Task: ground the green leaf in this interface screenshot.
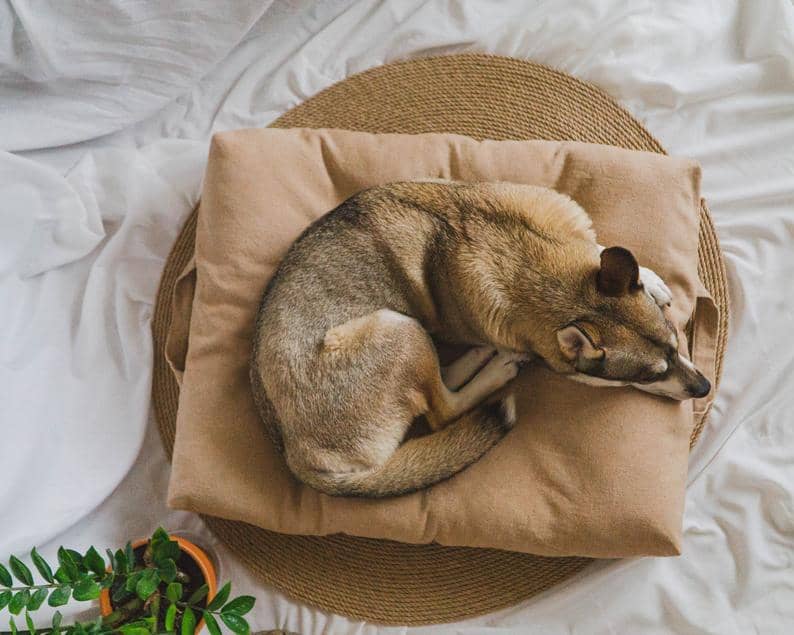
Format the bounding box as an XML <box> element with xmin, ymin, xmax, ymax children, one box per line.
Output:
<box><xmin>118</xmin><ymin>619</ymin><xmax>150</xmax><ymax>630</ymax></box>
<box><xmin>118</xmin><ymin>627</ymin><xmax>149</xmax><ymax>635</ymax></box>
<box><xmin>165</xmin><ymin>582</ymin><xmax>182</xmax><ymax>603</ymax></box>
<box><xmin>52</xmin><ymin>611</ymin><xmax>63</xmax><ymax>635</ymax></box>
<box><xmin>125</xmin><ymin>570</ymin><xmax>144</xmax><ymax>593</ymax></box>
<box><xmin>220</xmin><ymin>596</ymin><xmax>255</xmax><ymax>616</ymax></box>
<box><xmin>124</xmin><ymin>542</ymin><xmax>136</xmax><ymax>570</ymax></box>
<box><xmin>206</xmin><ymin>582</ymin><xmax>230</xmax><ymax>612</ymax></box>
<box><xmin>219</xmin><ymin>613</ymin><xmax>249</xmax><ymax>635</ymax></box>
<box><xmin>180</xmin><ymin>607</ymin><xmax>196</xmax><ymax>635</ymax></box>
<box><xmin>99</xmin><ymin>573</ymin><xmax>115</xmax><ymax>589</ymax></box>
<box><xmin>84</xmin><ymin>548</ymin><xmax>106</xmax><ymax>577</ymax></box>
<box><xmin>151</xmin><ymin>533</ymin><xmax>180</xmax><ymax>567</ymax></box>
<box><xmin>57</xmin><ymin>548</ymin><xmax>79</xmax><ymax>582</ymax></box>
<box><xmin>9</xmin><ymin>556</ymin><xmax>34</xmax><ymax>586</ymax></box>
<box><xmin>202</xmin><ymin>612</ymin><xmax>221</xmax><ymax>635</ymax></box>
<box><xmin>151</xmin><ymin>527</ymin><xmax>170</xmax><ymax>544</ymax></box>
<box><xmin>9</xmin><ymin>616</ymin><xmax>17</xmax><ymax>635</ymax></box>
<box><xmin>151</xmin><ymin>528</ymin><xmax>179</xmax><ymax>552</ymax></box>
<box><xmin>111</xmin><ymin>583</ymin><xmax>132</xmax><ymax>604</ymax></box>
<box><xmin>163</xmin><ymin>541</ymin><xmax>181</xmax><ymax>564</ymax></box>
<box><xmin>185</xmin><ymin>584</ymin><xmax>208</xmax><ymax>606</ymax></box>
<box><xmin>0</xmin><ymin>590</ymin><xmax>11</xmax><ymax>610</ymax></box>
<box><xmin>9</xmin><ymin>589</ymin><xmax>30</xmax><ymax>615</ymax></box>
<box><xmin>72</xmin><ymin>578</ymin><xmax>102</xmax><ymax>601</ymax></box>
<box><xmin>88</xmin><ymin>616</ymin><xmax>106</xmax><ymax>635</ymax></box>
<box><xmin>47</xmin><ymin>585</ymin><xmax>72</xmax><ymax>607</ymax></box>
<box><xmin>150</xmin><ymin>528</ymin><xmax>167</xmax><ymax>551</ymax></box>
<box><xmin>157</xmin><ymin>559</ymin><xmax>177</xmax><ymax>584</ymax></box>
<box><xmin>164</xmin><ymin>604</ymin><xmax>177</xmax><ymax>631</ymax></box>
<box><xmin>135</xmin><ymin>569</ymin><xmax>160</xmax><ymax>601</ymax></box>
<box><xmin>65</xmin><ymin>550</ymin><xmax>85</xmax><ymax>572</ymax></box>
<box><xmin>27</xmin><ymin>587</ymin><xmax>48</xmax><ymax>611</ymax></box>
<box><xmin>30</xmin><ymin>549</ymin><xmax>54</xmax><ymax>584</ymax></box>
<box><xmin>0</xmin><ymin>562</ymin><xmax>12</xmax><ymax>587</ymax></box>
<box><xmin>53</xmin><ymin>567</ymin><xmax>71</xmax><ymax>584</ymax></box>
<box><xmin>25</xmin><ymin>610</ymin><xmax>36</xmax><ymax>635</ymax></box>
<box><xmin>110</xmin><ymin>549</ymin><xmax>127</xmax><ymax>576</ymax></box>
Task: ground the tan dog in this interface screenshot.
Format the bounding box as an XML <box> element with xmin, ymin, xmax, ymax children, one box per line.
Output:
<box><xmin>251</xmin><ymin>182</ymin><xmax>710</xmax><ymax>498</ymax></box>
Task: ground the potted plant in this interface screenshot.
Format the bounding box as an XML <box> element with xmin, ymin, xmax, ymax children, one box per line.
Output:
<box><xmin>0</xmin><ymin>528</ymin><xmax>254</xmax><ymax>635</ymax></box>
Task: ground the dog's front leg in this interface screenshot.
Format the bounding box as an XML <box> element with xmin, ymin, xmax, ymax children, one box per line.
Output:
<box><xmin>596</xmin><ymin>244</ymin><xmax>672</xmax><ymax>307</ymax></box>
<box><xmin>637</xmin><ymin>266</ymin><xmax>672</xmax><ymax>306</ymax></box>
<box><xmin>442</xmin><ymin>346</ymin><xmax>496</xmax><ymax>391</ymax></box>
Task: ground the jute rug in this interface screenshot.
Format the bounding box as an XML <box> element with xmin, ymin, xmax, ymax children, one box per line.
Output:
<box><xmin>151</xmin><ymin>54</ymin><xmax>729</xmax><ymax>625</ymax></box>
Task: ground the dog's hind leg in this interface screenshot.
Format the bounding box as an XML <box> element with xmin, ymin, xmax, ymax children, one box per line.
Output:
<box><xmin>323</xmin><ymin>310</ymin><xmax>518</xmax><ymax>436</ymax></box>
<box><xmin>302</xmin><ymin>311</ymin><xmax>517</xmax><ymax>497</ymax></box>
<box><xmin>320</xmin><ymin>308</ymin><xmax>455</xmax><ymax>458</ymax></box>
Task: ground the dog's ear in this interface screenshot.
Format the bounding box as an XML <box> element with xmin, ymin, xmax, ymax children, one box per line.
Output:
<box><xmin>557</xmin><ymin>323</ymin><xmax>605</xmax><ymax>362</ymax></box>
<box><xmin>597</xmin><ymin>246</ymin><xmax>640</xmax><ymax>296</ymax></box>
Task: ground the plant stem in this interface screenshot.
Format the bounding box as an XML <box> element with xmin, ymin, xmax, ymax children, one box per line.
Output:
<box><xmin>0</xmin><ymin>630</ymin><xmax>130</xmax><ymax>635</ymax></box>
<box><xmin>142</xmin><ymin>544</ymin><xmax>154</xmax><ymax>568</ymax></box>
<box><xmin>103</xmin><ymin>597</ymin><xmax>145</xmax><ymax>628</ymax></box>
<box><xmin>173</xmin><ymin>572</ymin><xmax>190</xmax><ymax>586</ymax></box>
<box><xmin>1</xmin><ymin>582</ymin><xmax>72</xmax><ymax>593</ymax></box>
<box><xmin>148</xmin><ymin>593</ymin><xmax>160</xmax><ymax>633</ymax></box>
<box><xmin>174</xmin><ymin>601</ymin><xmax>223</xmax><ymax>617</ymax></box>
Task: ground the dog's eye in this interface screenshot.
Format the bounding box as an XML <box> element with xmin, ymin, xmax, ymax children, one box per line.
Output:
<box><xmin>652</xmin><ymin>359</ymin><xmax>669</xmax><ymax>375</ymax></box>
<box><xmin>636</xmin><ymin>362</ymin><xmax>667</xmax><ymax>383</ymax></box>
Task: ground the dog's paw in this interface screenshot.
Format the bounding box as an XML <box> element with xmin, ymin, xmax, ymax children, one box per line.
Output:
<box><xmin>497</xmin><ymin>350</ymin><xmax>536</xmax><ymax>366</ymax></box>
<box><xmin>639</xmin><ymin>266</ymin><xmax>672</xmax><ymax>307</ymax></box>
<box><xmin>481</xmin><ymin>351</ymin><xmax>522</xmax><ymax>386</ymax></box>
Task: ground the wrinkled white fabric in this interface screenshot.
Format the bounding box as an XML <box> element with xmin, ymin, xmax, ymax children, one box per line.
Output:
<box><xmin>0</xmin><ymin>1</ymin><xmax>273</xmax><ymax>150</ymax></box>
<box><xmin>1</xmin><ymin>0</ymin><xmax>793</xmax><ymax>633</ymax></box>
<box><xmin>0</xmin><ymin>141</ymin><xmax>204</xmax><ymax>553</ymax></box>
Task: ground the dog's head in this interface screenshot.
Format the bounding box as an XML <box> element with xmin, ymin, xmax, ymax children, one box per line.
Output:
<box><xmin>553</xmin><ymin>247</ymin><xmax>710</xmax><ymax>400</ymax></box>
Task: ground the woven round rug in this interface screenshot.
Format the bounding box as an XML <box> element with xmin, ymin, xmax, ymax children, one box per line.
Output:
<box><xmin>152</xmin><ymin>54</ymin><xmax>729</xmax><ymax>625</ymax></box>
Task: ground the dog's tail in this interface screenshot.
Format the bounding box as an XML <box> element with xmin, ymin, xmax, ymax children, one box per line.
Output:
<box><xmin>297</xmin><ymin>396</ymin><xmax>516</xmax><ymax>498</ymax></box>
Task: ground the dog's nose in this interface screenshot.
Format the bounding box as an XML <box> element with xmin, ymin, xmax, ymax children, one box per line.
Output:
<box><xmin>689</xmin><ymin>375</ymin><xmax>711</xmax><ymax>398</ymax></box>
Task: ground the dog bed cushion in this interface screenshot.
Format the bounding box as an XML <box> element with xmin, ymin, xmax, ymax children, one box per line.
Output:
<box><xmin>165</xmin><ymin>127</ymin><xmax>716</xmax><ymax>558</ymax></box>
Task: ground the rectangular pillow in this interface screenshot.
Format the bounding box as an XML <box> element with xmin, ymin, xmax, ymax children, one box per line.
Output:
<box><xmin>165</xmin><ymin>128</ymin><xmax>715</xmax><ymax>558</ymax></box>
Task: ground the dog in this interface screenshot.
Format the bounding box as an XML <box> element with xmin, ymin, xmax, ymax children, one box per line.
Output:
<box><xmin>250</xmin><ymin>181</ymin><xmax>711</xmax><ymax>498</ymax></box>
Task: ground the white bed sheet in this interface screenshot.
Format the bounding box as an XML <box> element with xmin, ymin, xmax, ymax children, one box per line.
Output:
<box><xmin>2</xmin><ymin>0</ymin><xmax>793</xmax><ymax>633</ymax></box>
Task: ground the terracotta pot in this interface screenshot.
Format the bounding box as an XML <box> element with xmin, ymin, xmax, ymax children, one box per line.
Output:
<box><xmin>99</xmin><ymin>535</ymin><xmax>217</xmax><ymax>633</ymax></box>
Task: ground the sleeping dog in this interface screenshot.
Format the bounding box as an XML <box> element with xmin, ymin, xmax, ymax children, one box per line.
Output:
<box><xmin>250</xmin><ymin>181</ymin><xmax>711</xmax><ymax>498</ymax></box>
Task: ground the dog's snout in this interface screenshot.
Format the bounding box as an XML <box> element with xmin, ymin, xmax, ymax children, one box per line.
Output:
<box><xmin>688</xmin><ymin>375</ymin><xmax>711</xmax><ymax>398</ymax></box>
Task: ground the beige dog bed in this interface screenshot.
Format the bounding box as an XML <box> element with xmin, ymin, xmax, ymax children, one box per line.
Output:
<box><xmin>151</xmin><ymin>55</ymin><xmax>729</xmax><ymax>625</ymax></box>
<box><xmin>167</xmin><ymin>128</ymin><xmax>710</xmax><ymax>555</ymax></box>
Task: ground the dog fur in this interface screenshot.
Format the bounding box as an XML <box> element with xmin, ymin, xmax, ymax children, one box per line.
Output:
<box><xmin>250</xmin><ymin>181</ymin><xmax>711</xmax><ymax>498</ymax></box>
